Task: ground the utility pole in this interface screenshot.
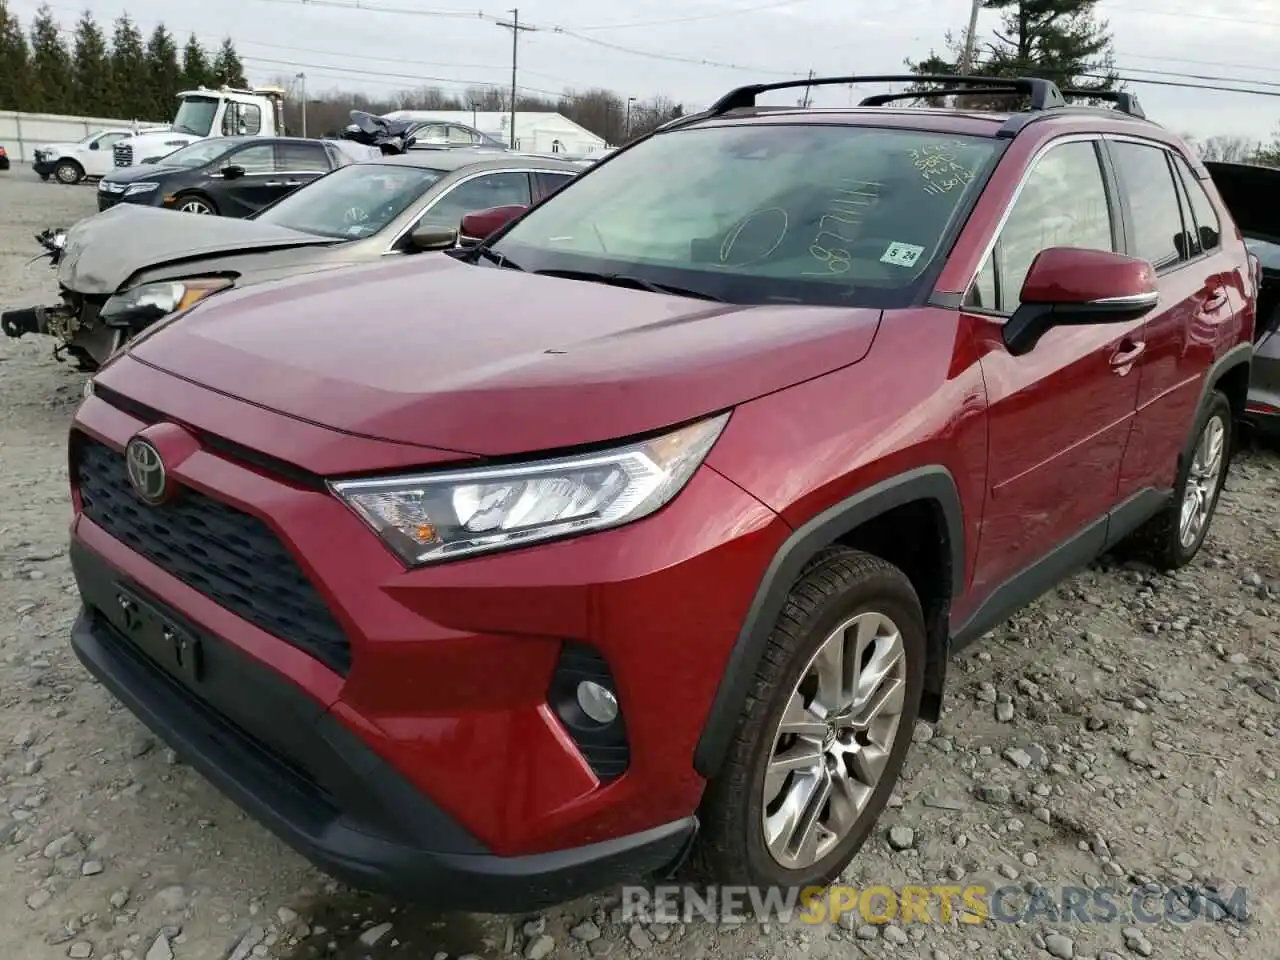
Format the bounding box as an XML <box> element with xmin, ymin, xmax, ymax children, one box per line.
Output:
<box><xmin>495</xmin><ymin>9</ymin><xmax>536</xmax><ymax>149</ymax></box>
<box><xmin>958</xmin><ymin>0</ymin><xmax>982</xmax><ymax>75</ymax></box>
<box><xmin>956</xmin><ymin>0</ymin><xmax>983</xmax><ymax>110</ymax></box>
<box><xmin>625</xmin><ymin>96</ymin><xmax>636</xmax><ymax>138</ymax></box>
<box><xmin>296</xmin><ymin>72</ymin><xmax>307</xmax><ymax>138</ymax></box>
<box><xmin>800</xmin><ymin>68</ymin><xmax>815</xmax><ymax>108</ymax></box>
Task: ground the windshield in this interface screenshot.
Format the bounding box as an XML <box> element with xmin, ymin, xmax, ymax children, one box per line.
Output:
<box><xmin>172</xmin><ymin>96</ymin><xmax>219</xmax><ymax>137</ymax></box>
<box><xmin>155</xmin><ymin>139</ymin><xmax>234</xmax><ymax>169</ymax></box>
<box><xmin>255</xmin><ymin>163</ymin><xmax>446</xmax><ymax>239</ymax></box>
<box><xmin>492</xmin><ymin>124</ymin><xmax>999</xmax><ymax>307</ymax></box>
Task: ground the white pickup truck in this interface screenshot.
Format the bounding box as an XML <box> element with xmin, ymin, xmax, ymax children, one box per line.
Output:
<box><xmin>31</xmin><ymin>126</ymin><xmax>167</xmax><ymax>184</ymax></box>
<box><xmin>110</xmin><ymin>85</ymin><xmax>289</xmax><ymax>168</ymax></box>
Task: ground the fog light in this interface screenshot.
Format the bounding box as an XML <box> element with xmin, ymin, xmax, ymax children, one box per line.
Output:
<box><xmin>576</xmin><ymin>681</ymin><xmax>619</xmax><ymax>724</ymax></box>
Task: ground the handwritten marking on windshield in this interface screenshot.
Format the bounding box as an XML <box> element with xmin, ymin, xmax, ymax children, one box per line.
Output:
<box><xmin>804</xmin><ymin>179</ymin><xmax>880</xmax><ymax>276</ymax></box>
<box><xmin>719</xmin><ymin>207</ymin><xmax>788</xmax><ymax>267</ymax></box>
<box><xmin>910</xmin><ymin>144</ymin><xmax>978</xmax><ymax>196</ymax></box>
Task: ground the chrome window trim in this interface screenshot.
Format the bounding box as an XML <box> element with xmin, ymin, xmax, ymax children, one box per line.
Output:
<box><xmin>381</xmin><ymin>167</ymin><xmax>558</xmax><ymax>255</ymax></box>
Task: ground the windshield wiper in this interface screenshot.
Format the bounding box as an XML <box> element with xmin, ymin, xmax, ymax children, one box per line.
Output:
<box><xmin>533</xmin><ymin>268</ymin><xmax>723</xmax><ymax>302</ymax></box>
<box><xmin>471</xmin><ymin>246</ymin><xmax>523</xmax><ymax>271</ymax></box>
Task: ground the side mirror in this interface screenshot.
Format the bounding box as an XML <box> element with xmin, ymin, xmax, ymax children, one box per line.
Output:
<box><xmin>1002</xmin><ymin>247</ymin><xmax>1159</xmax><ymax>357</ymax></box>
<box><xmin>409</xmin><ymin>226</ymin><xmax>458</xmax><ymax>251</ymax></box>
<box><xmin>459</xmin><ymin>204</ymin><xmax>528</xmax><ymax>246</ymax></box>
<box><xmin>89</xmin><ymin>141</ymin><xmax>100</xmax><ymax>151</ymax></box>
<box><xmin>221</xmin><ymin>164</ymin><xmax>245</xmax><ymax>179</ymax></box>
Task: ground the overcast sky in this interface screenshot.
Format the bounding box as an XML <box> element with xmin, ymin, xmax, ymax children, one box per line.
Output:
<box><xmin>11</xmin><ymin>0</ymin><xmax>1280</xmax><ymax>142</ymax></box>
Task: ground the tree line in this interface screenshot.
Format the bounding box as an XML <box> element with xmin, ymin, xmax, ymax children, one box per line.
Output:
<box><xmin>0</xmin><ymin>2</ymin><xmax>246</xmax><ymax>121</ymax></box>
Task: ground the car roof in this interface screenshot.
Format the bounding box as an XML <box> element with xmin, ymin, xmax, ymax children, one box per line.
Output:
<box><xmin>369</xmin><ymin>150</ymin><xmax>583</xmax><ymax>172</ymax></box>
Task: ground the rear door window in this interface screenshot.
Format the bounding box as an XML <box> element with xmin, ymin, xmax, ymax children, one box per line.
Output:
<box><xmin>1109</xmin><ymin>141</ymin><xmax>1187</xmax><ymax>271</ymax></box>
<box><xmin>278</xmin><ymin>141</ymin><xmax>332</xmax><ymax>172</ymax></box>
<box><xmin>1170</xmin><ymin>155</ymin><xmax>1222</xmax><ymax>255</ymax></box>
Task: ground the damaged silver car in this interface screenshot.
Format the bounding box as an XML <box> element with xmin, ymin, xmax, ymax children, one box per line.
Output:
<box><xmin>2</xmin><ymin>146</ymin><xmax>578</xmax><ymax>370</ymax></box>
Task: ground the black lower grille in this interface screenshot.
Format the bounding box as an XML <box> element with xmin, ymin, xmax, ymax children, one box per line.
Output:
<box><xmin>74</xmin><ymin>437</ymin><xmax>351</xmax><ymax>674</ymax></box>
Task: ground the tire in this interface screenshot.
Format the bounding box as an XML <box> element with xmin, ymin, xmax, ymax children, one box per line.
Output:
<box><xmin>175</xmin><ymin>194</ymin><xmax>217</xmax><ymax>215</ymax></box>
<box><xmin>689</xmin><ymin>548</ymin><xmax>926</xmax><ymax>889</ymax></box>
<box><xmin>54</xmin><ymin>159</ymin><xmax>83</xmax><ymax>184</ymax></box>
<box><xmin>1121</xmin><ymin>390</ymin><xmax>1232</xmax><ymax>571</ymax></box>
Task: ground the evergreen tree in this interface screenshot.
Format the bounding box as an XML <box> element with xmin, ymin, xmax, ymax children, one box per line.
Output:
<box><xmin>180</xmin><ymin>33</ymin><xmax>210</xmax><ymax>89</ymax></box>
<box><xmin>210</xmin><ymin>37</ymin><xmax>245</xmax><ymax>87</ymax></box>
<box><xmin>109</xmin><ymin>13</ymin><xmax>149</xmax><ymax>119</ymax></box>
<box><xmin>28</xmin><ymin>4</ymin><xmax>72</xmax><ymax>113</ymax></box>
<box><xmin>145</xmin><ymin>24</ymin><xmax>181</xmax><ymax>120</ymax></box>
<box><xmin>0</xmin><ymin>0</ymin><xmax>31</xmax><ymax>110</ymax></box>
<box><xmin>907</xmin><ymin>0</ymin><xmax>1117</xmax><ymax>108</ymax></box>
<box><xmin>71</xmin><ymin>10</ymin><xmax>113</xmax><ymax>116</ymax></box>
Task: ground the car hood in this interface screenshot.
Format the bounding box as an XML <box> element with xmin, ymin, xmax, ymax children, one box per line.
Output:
<box><xmin>101</xmin><ymin>164</ymin><xmax>188</xmax><ymax>184</ymax></box>
<box><xmin>37</xmin><ymin>142</ymin><xmax>80</xmax><ymax>154</ymax></box>
<box><xmin>128</xmin><ymin>254</ymin><xmax>884</xmax><ymax>456</ymax></box>
<box><xmin>57</xmin><ymin>204</ymin><xmax>337</xmax><ymax>295</ymax></box>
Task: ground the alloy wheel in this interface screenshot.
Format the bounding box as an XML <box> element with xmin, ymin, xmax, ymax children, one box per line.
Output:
<box><xmin>1179</xmin><ymin>413</ymin><xmax>1226</xmax><ymax>549</ymax></box>
<box><xmin>761</xmin><ymin>610</ymin><xmax>907</xmax><ymax>870</ymax></box>
<box><xmin>180</xmin><ymin>199</ymin><xmax>212</xmax><ymax>214</ymax></box>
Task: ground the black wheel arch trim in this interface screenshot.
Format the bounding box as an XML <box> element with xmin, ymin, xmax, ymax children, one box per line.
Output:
<box><xmin>692</xmin><ymin>465</ymin><xmax>965</xmax><ymax>779</ymax></box>
<box><xmin>1198</xmin><ymin>341</ymin><xmax>1252</xmax><ymax>415</ymax></box>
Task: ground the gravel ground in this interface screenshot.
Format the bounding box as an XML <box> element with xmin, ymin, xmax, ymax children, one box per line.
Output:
<box><xmin>1</xmin><ymin>168</ymin><xmax>1278</xmax><ymax>960</ymax></box>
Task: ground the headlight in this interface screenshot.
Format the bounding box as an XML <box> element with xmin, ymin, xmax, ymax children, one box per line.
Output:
<box><xmin>124</xmin><ymin>181</ymin><xmax>158</xmax><ymax>196</ymax></box>
<box><xmin>330</xmin><ymin>413</ymin><xmax>730</xmax><ymax>566</ymax></box>
<box><xmin>99</xmin><ymin>278</ymin><xmax>233</xmax><ymax>323</ymax></box>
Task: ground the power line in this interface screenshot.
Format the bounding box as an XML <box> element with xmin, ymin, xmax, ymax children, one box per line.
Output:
<box><xmin>573</xmin><ymin>0</ymin><xmax>816</xmax><ymax>32</ymax></box>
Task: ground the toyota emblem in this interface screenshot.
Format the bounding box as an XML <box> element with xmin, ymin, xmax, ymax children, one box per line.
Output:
<box><xmin>125</xmin><ymin>437</ymin><xmax>167</xmax><ymax>504</ymax></box>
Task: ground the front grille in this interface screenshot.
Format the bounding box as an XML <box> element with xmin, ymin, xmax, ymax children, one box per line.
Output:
<box><xmin>113</xmin><ymin>143</ymin><xmax>133</xmax><ymax>167</ymax></box>
<box><xmin>73</xmin><ymin>437</ymin><xmax>351</xmax><ymax>674</ymax></box>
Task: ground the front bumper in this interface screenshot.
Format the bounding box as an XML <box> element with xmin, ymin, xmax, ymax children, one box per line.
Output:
<box><xmin>31</xmin><ymin>158</ymin><xmax>53</xmax><ymax>176</ymax></box>
<box><xmin>70</xmin><ymin>540</ymin><xmax>694</xmax><ymax>910</ymax></box>
<box><xmin>68</xmin><ymin>356</ymin><xmax>787</xmax><ymax>902</ymax></box>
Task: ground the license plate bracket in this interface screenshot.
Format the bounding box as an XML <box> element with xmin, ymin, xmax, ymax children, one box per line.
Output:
<box><xmin>112</xmin><ymin>585</ymin><xmax>204</xmax><ymax>685</ymax></box>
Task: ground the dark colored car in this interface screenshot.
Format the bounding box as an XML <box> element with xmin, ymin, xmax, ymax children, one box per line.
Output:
<box><xmin>95</xmin><ymin>136</ymin><xmax>353</xmax><ymax>217</ymax></box>
<box><xmin>4</xmin><ymin>151</ymin><xmax>580</xmax><ymax>369</ymax></box>
<box><xmin>1205</xmin><ymin>160</ymin><xmax>1280</xmax><ymax>435</ymax></box>
<box><xmin>65</xmin><ymin>74</ymin><xmax>1254</xmax><ymax>911</ymax></box>
<box><xmin>0</xmin><ymin>145</ymin><xmax>9</xmax><ymax>171</ymax></box>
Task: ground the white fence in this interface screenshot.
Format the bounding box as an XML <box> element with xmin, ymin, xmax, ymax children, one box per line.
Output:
<box><xmin>0</xmin><ymin>110</ymin><xmax>162</xmax><ymax>163</ymax></box>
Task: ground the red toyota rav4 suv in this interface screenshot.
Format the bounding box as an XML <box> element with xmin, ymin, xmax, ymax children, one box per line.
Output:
<box><xmin>67</xmin><ymin>75</ymin><xmax>1255</xmax><ymax>910</ymax></box>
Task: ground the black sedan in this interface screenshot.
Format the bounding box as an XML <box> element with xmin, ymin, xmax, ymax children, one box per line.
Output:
<box><xmin>95</xmin><ymin>136</ymin><xmax>365</xmax><ymax>218</ymax></box>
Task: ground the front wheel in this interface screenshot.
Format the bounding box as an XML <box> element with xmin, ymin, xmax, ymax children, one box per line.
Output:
<box><xmin>690</xmin><ymin>548</ymin><xmax>925</xmax><ymax>889</ymax></box>
<box><xmin>54</xmin><ymin>159</ymin><xmax>83</xmax><ymax>184</ymax></box>
<box><xmin>176</xmin><ymin>195</ymin><xmax>216</xmax><ymax>215</ymax></box>
<box><xmin>1122</xmin><ymin>390</ymin><xmax>1232</xmax><ymax>570</ymax></box>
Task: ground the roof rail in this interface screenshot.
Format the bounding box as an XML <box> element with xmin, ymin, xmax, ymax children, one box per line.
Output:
<box><xmin>707</xmin><ymin>74</ymin><xmax>1068</xmax><ymax>114</ymax></box>
<box><xmin>1061</xmin><ymin>88</ymin><xmax>1145</xmax><ymax>119</ymax></box>
<box><xmin>859</xmin><ymin>87</ymin><xmax>1026</xmax><ymax>107</ymax></box>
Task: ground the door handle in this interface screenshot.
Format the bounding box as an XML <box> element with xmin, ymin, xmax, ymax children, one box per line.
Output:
<box><xmin>1203</xmin><ymin>287</ymin><xmax>1229</xmax><ymax>311</ymax></box>
<box><xmin>263</xmin><ymin>180</ymin><xmax>283</xmax><ymax>187</ymax></box>
<box><xmin>1110</xmin><ymin>339</ymin><xmax>1145</xmax><ymax>371</ymax></box>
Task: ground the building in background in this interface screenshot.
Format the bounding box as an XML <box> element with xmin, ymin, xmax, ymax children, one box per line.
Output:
<box><xmin>382</xmin><ymin>110</ymin><xmax>608</xmax><ymax>157</ymax></box>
